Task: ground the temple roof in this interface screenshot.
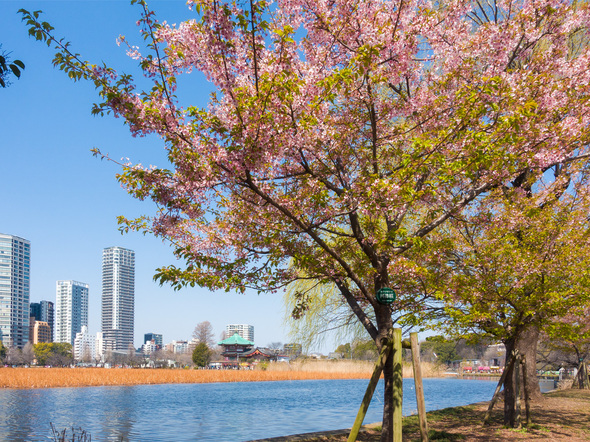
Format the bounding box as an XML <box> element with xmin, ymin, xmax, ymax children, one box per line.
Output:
<box><xmin>218</xmin><ymin>333</ymin><xmax>254</xmax><ymax>346</ymax></box>
<box><xmin>242</xmin><ymin>348</ymin><xmax>275</xmax><ymax>358</ymax></box>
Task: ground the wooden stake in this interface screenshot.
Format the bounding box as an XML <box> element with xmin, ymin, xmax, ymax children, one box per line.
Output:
<box><xmin>573</xmin><ymin>361</ymin><xmax>584</xmax><ymax>389</ymax></box>
<box><xmin>393</xmin><ymin>328</ymin><xmax>403</xmax><ymax>442</ymax></box>
<box><xmin>483</xmin><ymin>351</ymin><xmax>517</xmax><ymax>426</ymax></box>
<box><xmin>580</xmin><ymin>362</ymin><xmax>590</xmax><ymax>389</ymax></box>
<box><xmin>347</xmin><ymin>331</ymin><xmax>392</xmax><ymax>442</ymax></box>
<box><xmin>521</xmin><ymin>356</ymin><xmax>530</xmax><ymax>427</ymax></box>
<box><xmin>410</xmin><ymin>332</ymin><xmax>429</xmax><ymax>442</ymax></box>
<box><xmin>515</xmin><ymin>354</ymin><xmax>521</xmax><ymax>429</ymax></box>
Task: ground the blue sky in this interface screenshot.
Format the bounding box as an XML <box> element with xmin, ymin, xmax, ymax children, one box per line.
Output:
<box><xmin>0</xmin><ymin>1</ymin><xmax>335</xmax><ymax>351</ymax></box>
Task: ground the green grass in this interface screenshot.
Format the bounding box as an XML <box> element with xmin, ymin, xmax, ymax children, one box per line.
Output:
<box><xmin>427</xmin><ymin>429</ymin><xmax>466</xmax><ymax>441</ymax></box>
<box><xmin>402</xmin><ymin>407</ymin><xmax>476</xmax><ymax>441</ymax></box>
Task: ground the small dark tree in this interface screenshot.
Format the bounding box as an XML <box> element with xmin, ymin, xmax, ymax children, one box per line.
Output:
<box><xmin>353</xmin><ymin>340</ymin><xmax>378</xmax><ymax>361</ymax></box>
<box><xmin>22</xmin><ymin>342</ymin><xmax>35</xmax><ymax>365</ymax></box>
<box><xmin>35</xmin><ymin>343</ymin><xmax>73</xmax><ymax>366</ymax></box>
<box><xmin>334</xmin><ymin>343</ymin><xmax>352</xmax><ymax>359</ymax></box>
<box><xmin>126</xmin><ymin>343</ymin><xmax>139</xmax><ymax>366</ymax></box>
<box><xmin>268</xmin><ymin>342</ymin><xmax>283</xmax><ymax>350</ymax></box>
<box><xmin>192</xmin><ymin>342</ymin><xmax>212</xmax><ymax>367</ymax></box>
<box><xmin>192</xmin><ymin>321</ymin><xmax>215</xmax><ymax>347</ymax></box>
<box><xmin>420</xmin><ymin>336</ymin><xmax>459</xmax><ymax>365</ymax></box>
<box><xmin>47</xmin><ymin>343</ymin><xmax>74</xmax><ymax>367</ymax></box>
<box><xmin>6</xmin><ymin>347</ymin><xmax>22</xmax><ymax>365</ymax></box>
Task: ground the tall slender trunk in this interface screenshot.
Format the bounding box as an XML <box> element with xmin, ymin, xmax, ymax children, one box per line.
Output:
<box><xmin>503</xmin><ymin>324</ymin><xmax>541</xmax><ymax>426</ymax></box>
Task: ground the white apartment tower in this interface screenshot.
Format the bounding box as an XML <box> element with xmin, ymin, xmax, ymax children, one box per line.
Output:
<box><xmin>226</xmin><ymin>324</ymin><xmax>254</xmax><ymax>343</ymax></box>
<box><xmin>101</xmin><ymin>247</ymin><xmax>135</xmax><ymax>352</ymax></box>
<box><xmin>55</xmin><ymin>280</ymin><xmax>89</xmax><ymax>345</ymax></box>
<box><xmin>0</xmin><ymin>233</ymin><xmax>31</xmax><ymax>348</ymax></box>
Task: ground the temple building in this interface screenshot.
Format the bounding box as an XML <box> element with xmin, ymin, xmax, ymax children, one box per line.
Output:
<box><xmin>218</xmin><ymin>333</ymin><xmax>254</xmax><ymax>360</ymax></box>
<box><xmin>218</xmin><ymin>333</ymin><xmax>280</xmax><ymax>363</ymax></box>
<box><xmin>241</xmin><ymin>347</ymin><xmax>278</xmax><ymax>361</ymax></box>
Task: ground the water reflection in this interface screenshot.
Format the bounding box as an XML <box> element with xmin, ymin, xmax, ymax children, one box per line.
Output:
<box><xmin>0</xmin><ymin>378</ymin><xmax>502</xmax><ymax>441</ymax></box>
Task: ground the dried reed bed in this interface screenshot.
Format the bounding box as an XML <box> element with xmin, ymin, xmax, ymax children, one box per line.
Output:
<box><xmin>0</xmin><ymin>361</ymin><xmax>445</xmax><ymax>389</ymax></box>
<box><xmin>266</xmin><ymin>359</ymin><xmax>444</xmax><ymax>378</ymax></box>
<box><xmin>266</xmin><ymin>359</ymin><xmax>375</xmax><ymax>374</ymax></box>
<box><xmin>0</xmin><ymin>367</ymin><xmax>371</xmax><ymax>389</ymax></box>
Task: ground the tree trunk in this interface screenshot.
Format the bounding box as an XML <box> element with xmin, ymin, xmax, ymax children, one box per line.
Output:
<box><xmin>503</xmin><ymin>324</ymin><xmax>542</xmax><ymax>426</ymax></box>
<box><xmin>375</xmin><ymin>304</ymin><xmax>394</xmax><ymax>442</ymax></box>
<box><xmin>381</xmin><ymin>350</ymin><xmax>394</xmax><ymax>441</ymax></box>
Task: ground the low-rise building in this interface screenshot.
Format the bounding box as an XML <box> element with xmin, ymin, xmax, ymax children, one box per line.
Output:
<box><xmin>142</xmin><ymin>340</ymin><xmax>158</xmax><ymax>355</ymax></box>
<box><xmin>29</xmin><ymin>318</ymin><xmax>51</xmax><ymax>344</ymax></box>
<box><xmin>73</xmin><ymin>326</ymin><xmax>102</xmax><ymax>362</ymax></box>
<box><xmin>144</xmin><ymin>333</ymin><xmax>162</xmax><ymax>349</ymax></box>
<box><xmin>166</xmin><ymin>340</ymin><xmax>191</xmax><ymax>354</ymax></box>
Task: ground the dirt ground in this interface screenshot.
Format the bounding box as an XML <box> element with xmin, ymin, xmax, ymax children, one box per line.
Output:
<box><xmin>300</xmin><ymin>389</ymin><xmax>590</xmax><ymax>441</ymax></box>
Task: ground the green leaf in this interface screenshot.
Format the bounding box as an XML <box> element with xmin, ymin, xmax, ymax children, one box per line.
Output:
<box><xmin>9</xmin><ymin>64</ymin><xmax>22</xmax><ymax>78</ymax></box>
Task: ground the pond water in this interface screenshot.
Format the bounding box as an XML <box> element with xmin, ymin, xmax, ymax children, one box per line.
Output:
<box><xmin>0</xmin><ymin>377</ymin><xmax>555</xmax><ymax>441</ymax></box>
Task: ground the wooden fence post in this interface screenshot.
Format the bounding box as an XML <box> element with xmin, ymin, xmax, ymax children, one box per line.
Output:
<box><xmin>347</xmin><ymin>330</ymin><xmax>393</xmax><ymax>442</ymax></box>
<box><xmin>483</xmin><ymin>351</ymin><xmax>517</xmax><ymax>426</ymax></box>
<box><xmin>393</xmin><ymin>328</ymin><xmax>403</xmax><ymax>442</ymax></box>
<box><xmin>521</xmin><ymin>356</ymin><xmax>530</xmax><ymax>427</ymax></box>
<box><xmin>514</xmin><ymin>354</ymin><xmax>521</xmax><ymax>429</ymax></box>
<box><xmin>410</xmin><ymin>332</ymin><xmax>428</xmax><ymax>442</ymax></box>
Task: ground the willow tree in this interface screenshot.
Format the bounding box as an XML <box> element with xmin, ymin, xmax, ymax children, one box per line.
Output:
<box><xmin>23</xmin><ymin>0</ymin><xmax>590</xmax><ymax>437</ymax></box>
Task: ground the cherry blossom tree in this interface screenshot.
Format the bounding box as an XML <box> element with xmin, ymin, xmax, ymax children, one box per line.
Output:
<box><xmin>22</xmin><ymin>0</ymin><xmax>590</xmax><ymax>436</ymax></box>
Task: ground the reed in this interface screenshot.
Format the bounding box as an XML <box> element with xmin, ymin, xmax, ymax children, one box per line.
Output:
<box><xmin>0</xmin><ymin>361</ymin><xmax>445</xmax><ymax>389</ymax></box>
<box><xmin>0</xmin><ymin>367</ymin><xmax>370</xmax><ymax>389</ymax></box>
<box><xmin>266</xmin><ymin>359</ymin><xmax>445</xmax><ymax>378</ymax></box>
<box><xmin>265</xmin><ymin>359</ymin><xmax>374</xmax><ymax>374</ymax></box>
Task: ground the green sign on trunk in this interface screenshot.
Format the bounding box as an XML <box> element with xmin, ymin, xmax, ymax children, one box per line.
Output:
<box><xmin>376</xmin><ymin>287</ymin><xmax>396</xmax><ymax>305</ymax></box>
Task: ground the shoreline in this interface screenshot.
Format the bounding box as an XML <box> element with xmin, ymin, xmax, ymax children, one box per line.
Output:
<box><xmin>249</xmin><ymin>389</ymin><xmax>590</xmax><ymax>441</ymax></box>
<box><xmin>4</xmin><ymin>368</ymin><xmax>587</xmax><ymax>440</ymax></box>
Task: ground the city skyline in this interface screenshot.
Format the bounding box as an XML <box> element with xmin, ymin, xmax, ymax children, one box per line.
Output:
<box><xmin>1</xmin><ymin>233</ymin><xmax>297</xmax><ymax>350</ymax></box>
<box><xmin>4</xmin><ymin>227</ymin><xmax>298</xmax><ymax>349</ymax></box>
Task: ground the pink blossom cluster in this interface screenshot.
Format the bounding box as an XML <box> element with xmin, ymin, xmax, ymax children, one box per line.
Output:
<box><xmin>86</xmin><ymin>0</ymin><xmax>590</xmax><ymax>311</ymax></box>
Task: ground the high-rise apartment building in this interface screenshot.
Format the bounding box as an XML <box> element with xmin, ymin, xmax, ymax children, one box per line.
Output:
<box><xmin>30</xmin><ymin>300</ymin><xmax>54</xmax><ymax>341</ymax></box>
<box><xmin>55</xmin><ymin>280</ymin><xmax>89</xmax><ymax>346</ymax></box>
<box><xmin>101</xmin><ymin>247</ymin><xmax>135</xmax><ymax>352</ymax></box>
<box><xmin>0</xmin><ymin>233</ymin><xmax>31</xmax><ymax>348</ymax></box>
<box><xmin>226</xmin><ymin>324</ymin><xmax>254</xmax><ymax>343</ymax></box>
